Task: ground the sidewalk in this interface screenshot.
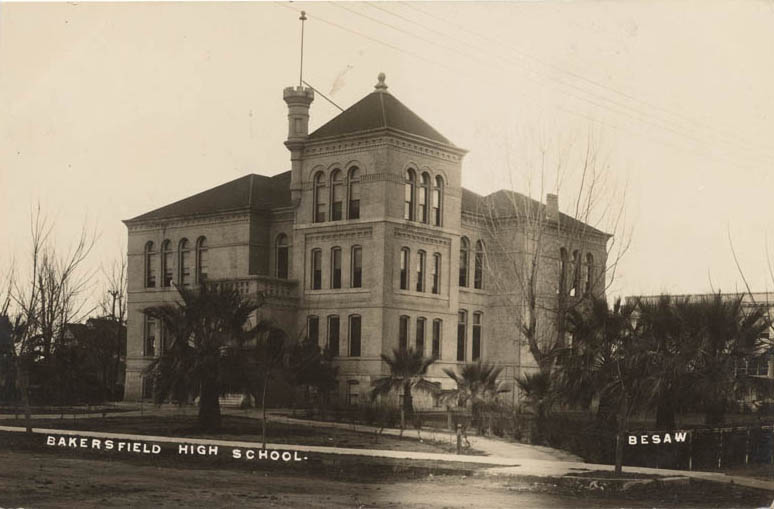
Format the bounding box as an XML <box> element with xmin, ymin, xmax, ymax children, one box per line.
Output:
<box><xmin>3</xmin><ymin>422</ymin><xmax>774</xmax><ymax>494</ymax></box>
<box><xmin>239</xmin><ymin>408</ymin><xmax>581</xmax><ymax>462</ymax></box>
<box><xmin>5</xmin><ymin>405</ymin><xmax>774</xmax><ymax>494</ymax></box>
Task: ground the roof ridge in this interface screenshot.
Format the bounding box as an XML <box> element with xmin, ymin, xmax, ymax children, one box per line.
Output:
<box><xmin>248</xmin><ymin>174</ymin><xmax>255</xmax><ymax>207</ymax></box>
<box><xmin>378</xmin><ymin>91</ymin><xmax>387</xmax><ymax>128</ymax></box>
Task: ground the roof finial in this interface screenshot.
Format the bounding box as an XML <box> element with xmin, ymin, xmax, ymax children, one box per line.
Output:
<box><xmin>375</xmin><ymin>72</ymin><xmax>388</xmax><ymax>92</ymax></box>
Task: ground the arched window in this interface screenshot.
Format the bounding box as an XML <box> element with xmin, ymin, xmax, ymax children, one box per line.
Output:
<box><xmin>313</xmin><ymin>171</ymin><xmax>326</xmax><ymax>223</ymax></box>
<box><xmin>419</xmin><ymin>172</ymin><xmax>430</xmax><ymax>223</ymax></box>
<box><xmin>351</xmin><ymin>245</ymin><xmax>362</xmax><ymax>288</ymax></box>
<box><xmin>196</xmin><ymin>236</ymin><xmax>208</xmax><ymax>283</ymax></box>
<box><xmin>431</xmin><ymin>253</ymin><xmax>441</xmax><ymax>294</ymax></box>
<box><xmin>558</xmin><ymin>247</ymin><xmax>568</xmax><ymax>295</ymax></box>
<box><xmin>416</xmin><ymin>250</ymin><xmax>426</xmax><ymax>292</ymax></box>
<box><xmin>348</xmin><ymin>167</ymin><xmax>361</xmax><ymax>220</ymax></box>
<box><xmin>330</xmin><ymin>169</ymin><xmax>344</xmax><ymax>221</ymax></box>
<box><xmin>432</xmin><ymin>319</ymin><xmax>442</xmax><ymax>359</ymax></box>
<box><xmin>144</xmin><ymin>241</ymin><xmax>157</xmax><ymax>288</ymax></box>
<box><xmin>331</xmin><ymin>247</ymin><xmax>342</xmax><ymax>289</ymax></box>
<box><xmin>459</xmin><ymin>237</ymin><xmax>470</xmax><ymax>287</ymax></box>
<box><xmin>399</xmin><ymin>247</ymin><xmax>410</xmax><ymax>290</ymax></box>
<box><xmin>472</xmin><ymin>312</ymin><xmax>482</xmax><ymax>361</ymax></box>
<box><xmin>349</xmin><ymin>314</ymin><xmax>361</xmax><ymax>357</ymax></box>
<box><xmin>457</xmin><ymin>310</ymin><xmax>467</xmax><ymax>362</ymax></box>
<box><xmin>311</xmin><ymin>249</ymin><xmax>322</xmax><ymax>289</ymax></box>
<box><xmin>404</xmin><ymin>169</ymin><xmax>416</xmax><ymax>221</ymax></box>
<box><xmin>585</xmin><ymin>253</ymin><xmax>594</xmax><ymax>294</ymax></box>
<box><xmin>474</xmin><ymin>240</ymin><xmax>484</xmax><ymax>289</ymax></box>
<box><xmin>276</xmin><ymin>234</ymin><xmax>289</xmax><ymax>280</ymax></box>
<box><xmin>399</xmin><ymin>315</ymin><xmax>410</xmax><ymax>351</ymax></box>
<box><xmin>433</xmin><ymin>176</ymin><xmax>443</xmax><ymax>226</ymax></box>
<box><xmin>161</xmin><ymin>240</ymin><xmax>173</xmax><ymax>287</ymax></box>
<box><xmin>416</xmin><ymin>317</ymin><xmax>426</xmax><ymax>355</ymax></box>
<box><xmin>571</xmin><ymin>250</ymin><xmax>581</xmax><ymax>296</ymax></box>
<box><xmin>178</xmin><ymin>239</ymin><xmax>191</xmax><ymax>287</ymax></box>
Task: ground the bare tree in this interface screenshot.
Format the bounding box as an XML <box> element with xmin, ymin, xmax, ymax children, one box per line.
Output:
<box><xmin>4</xmin><ymin>205</ymin><xmax>95</xmax><ymax>430</ymax></box>
<box><xmin>96</xmin><ymin>253</ymin><xmax>128</xmax><ymax>400</ymax></box>
<box><xmin>476</xmin><ymin>130</ymin><xmax>631</xmax><ymax>376</ymax></box>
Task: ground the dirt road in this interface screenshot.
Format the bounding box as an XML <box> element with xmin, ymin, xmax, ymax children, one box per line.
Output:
<box><xmin>1</xmin><ymin>451</ymin><xmax>770</xmax><ymax>508</ymax></box>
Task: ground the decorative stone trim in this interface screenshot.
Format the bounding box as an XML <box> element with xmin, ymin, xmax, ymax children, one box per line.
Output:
<box><xmin>304</xmin><ymin>132</ymin><xmax>464</xmax><ymax>162</ymax></box>
<box><xmin>394</xmin><ymin>227</ymin><xmax>451</xmax><ymax>246</ymax></box>
<box><xmin>305</xmin><ymin>227</ymin><xmax>373</xmax><ymax>242</ymax></box>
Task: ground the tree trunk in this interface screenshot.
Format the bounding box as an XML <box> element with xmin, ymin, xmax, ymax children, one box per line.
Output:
<box><xmin>261</xmin><ymin>375</ymin><xmax>269</xmax><ymax>449</ymax></box>
<box><xmin>615</xmin><ymin>398</ymin><xmax>629</xmax><ymax>475</ymax></box>
<box><xmin>17</xmin><ymin>361</ymin><xmax>32</xmax><ymax>433</ymax></box>
<box><xmin>198</xmin><ymin>377</ymin><xmax>221</xmax><ymax>432</ymax></box>
<box><xmin>403</xmin><ymin>385</ymin><xmax>413</xmax><ymax>427</ymax></box>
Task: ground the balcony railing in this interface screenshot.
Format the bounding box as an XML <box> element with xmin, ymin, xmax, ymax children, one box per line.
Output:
<box><xmin>208</xmin><ymin>276</ymin><xmax>299</xmax><ymax>302</ymax></box>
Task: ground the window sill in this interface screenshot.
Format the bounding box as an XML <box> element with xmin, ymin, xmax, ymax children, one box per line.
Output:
<box><xmin>306</xmin><ymin>288</ymin><xmax>371</xmax><ymax>296</ymax></box>
<box><xmin>395</xmin><ymin>289</ymin><xmax>446</xmax><ymax>298</ymax></box>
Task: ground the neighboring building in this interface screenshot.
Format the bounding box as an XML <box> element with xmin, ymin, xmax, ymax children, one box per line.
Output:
<box><xmin>123</xmin><ymin>74</ymin><xmax>610</xmax><ymax>403</ymax></box>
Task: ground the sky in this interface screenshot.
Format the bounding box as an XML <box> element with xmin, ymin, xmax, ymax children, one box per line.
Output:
<box><xmin>2</xmin><ymin>1</ymin><xmax>774</xmax><ymax>305</ymax></box>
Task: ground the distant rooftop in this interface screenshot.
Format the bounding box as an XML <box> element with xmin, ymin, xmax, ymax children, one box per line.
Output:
<box><xmin>461</xmin><ymin>187</ymin><xmax>609</xmax><ymax>238</ymax></box>
<box><xmin>125</xmin><ymin>172</ymin><xmax>291</xmax><ymax>223</ymax></box>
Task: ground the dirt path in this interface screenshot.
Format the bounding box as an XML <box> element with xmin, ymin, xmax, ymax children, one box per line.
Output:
<box><xmin>1</xmin><ymin>451</ymin><xmax>770</xmax><ymax>508</ymax></box>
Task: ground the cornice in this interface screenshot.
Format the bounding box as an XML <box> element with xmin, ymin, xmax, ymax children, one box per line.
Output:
<box><xmin>303</xmin><ymin>130</ymin><xmax>466</xmax><ymax>162</ymax></box>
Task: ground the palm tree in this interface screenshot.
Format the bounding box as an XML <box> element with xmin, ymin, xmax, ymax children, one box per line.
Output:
<box><xmin>556</xmin><ymin>297</ymin><xmax>650</xmax><ymax>474</ymax></box>
<box><xmin>371</xmin><ymin>348</ymin><xmax>437</xmax><ymax>431</ymax></box>
<box><xmin>143</xmin><ymin>283</ymin><xmax>259</xmax><ymax>432</ymax></box>
<box><xmin>444</xmin><ymin>360</ymin><xmax>509</xmax><ymax>434</ymax></box>
<box><xmin>688</xmin><ymin>293</ymin><xmax>768</xmax><ymax>425</ymax></box>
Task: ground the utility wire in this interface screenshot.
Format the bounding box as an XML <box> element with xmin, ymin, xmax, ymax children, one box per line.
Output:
<box><xmin>397</xmin><ymin>1</ymin><xmax>774</xmax><ymax>164</ymax></box>
<box><xmin>276</xmin><ymin>3</ymin><xmax>768</xmax><ymax>172</ymax></box>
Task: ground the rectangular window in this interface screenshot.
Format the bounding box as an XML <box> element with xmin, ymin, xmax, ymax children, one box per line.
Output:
<box><xmin>145</xmin><ymin>316</ymin><xmax>157</xmax><ymax>357</ymax></box>
<box><xmin>416</xmin><ymin>251</ymin><xmax>425</xmax><ymax>292</ymax></box>
<box><xmin>416</xmin><ymin>318</ymin><xmax>425</xmax><ymax>355</ymax></box>
<box><xmin>328</xmin><ymin>315</ymin><xmax>340</xmax><ymax>357</ymax></box>
<box><xmin>331</xmin><ymin>248</ymin><xmax>342</xmax><ymax>289</ymax></box>
<box><xmin>312</xmin><ymin>250</ymin><xmax>322</xmax><ymax>290</ymax></box>
<box><xmin>399</xmin><ymin>315</ymin><xmax>409</xmax><ymax>351</ymax></box>
<box><xmin>457</xmin><ymin>311</ymin><xmax>467</xmax><ymax>362</ymax></box>
<box><xmin>432</xmin><ymin>319</ymin><xmax>441</xmax><ymax>359</ymax></box>
<box><xmin>431</xmin><ymin>254</ymin><xmax>441</xmax><ymax>294</ymax></box>
<box><xmin>349</xmin><ymin>315</ymin><xmax>361</xmax><ymax>357</ymax></box>
<box><xmin>308</xmin><ymin>316</ymin><xmax>319</xmax><ymax>345</ymax></box>
<box><xmin>472</xmin><ymin>313</ymin><xmax>482</xmax><ymax>361</ymax></box>
<box><xmin>351</xmin><ymin>246</ymin><xmax>362</xmax><ymax>288</ymax></box>
<box><xmin>400</xmin><ymin>249</ymin><xmax>409</xmax><ymax>290</ymax></box>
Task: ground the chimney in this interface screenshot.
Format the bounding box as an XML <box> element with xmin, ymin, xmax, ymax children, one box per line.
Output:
<box><xmin>283</xmin><ymin>85</ymin><xmax>314</xmax><ymax>206</ymax></box>
<box><xmin>546</xmin><ymin>193</ymin><xmax>559</xmax><ymax>222</ymax></box>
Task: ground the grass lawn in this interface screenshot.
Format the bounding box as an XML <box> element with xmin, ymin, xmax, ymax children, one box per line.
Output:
<box><xmin>0</xmin><ymin>414</ymin><xmax>483</xmax><ymax>455</ymax></box>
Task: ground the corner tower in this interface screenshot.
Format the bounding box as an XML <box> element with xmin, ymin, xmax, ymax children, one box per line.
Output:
<box><xmin>284</xmin><ymin>85</ymin><xmax>314</xmax><ymax>206</ymax></box>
